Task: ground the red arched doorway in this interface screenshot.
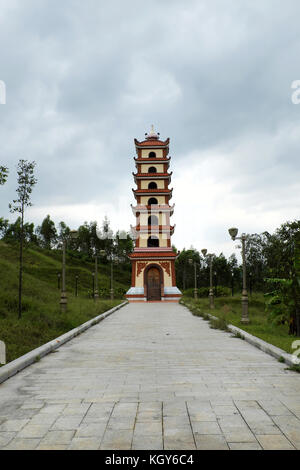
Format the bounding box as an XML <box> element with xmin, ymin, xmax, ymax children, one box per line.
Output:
<box><xmin>145</xmin><ymin>266</ymin><xmax>162</xmax><ymax>301</ymax></box>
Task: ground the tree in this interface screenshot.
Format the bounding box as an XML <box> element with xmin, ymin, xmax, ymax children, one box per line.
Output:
<box><xmin>0</xmin><ymin>217</ymin><xmax>9</xmax><ymax>238</ymax></box>
<box><xmin>0</xmin><ymin>165</ymin><xmax>8</xmax><ymax>185</ymax></box>
<box><xmin>3</xmin><ymin>217</ymin><xmax>38</xmax><ymax>244</ymax></box>
<box><xmin>9</xmin><ymin>159</ymin><xmax>37</xmax><ymax>319</ymax></box>
<box><xmin>175</xmin><ymin>248</ymin><xmax>200</xmax><ymax>290</ymax></box>
<box><xmin>37</xmin><ymin>214</ymin><xmax>57</xmax><ymax>249</ymax></box>
<box><xmin>57</xmin><ymin>221</ymin><xmax>71</xmax><ymax>246</ymax></box>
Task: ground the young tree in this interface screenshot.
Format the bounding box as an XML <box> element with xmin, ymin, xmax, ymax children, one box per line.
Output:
<box><xmin>0</xmin><ymin>165</ymin><xmax>8</xmax><ymax>185</ymax></box>
<box><xmin>57</xmin><ymin>221</ymin><xmax>71</xmax><ymax>246</ymax></box>
<box><xmin>9</xmin><ymin>160</ymin><xmax>37</xmax><ymax>319</ymax></box>
<box><xmin>37</xmin><ymin>214</ymin><xmax>57</xmax><ymax>249</ymax></box>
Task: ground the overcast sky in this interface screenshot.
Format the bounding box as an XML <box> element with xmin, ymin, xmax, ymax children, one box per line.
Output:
<box><xmin>0</xmin><ymin>0</ymin><xmax>299</xmax><ymax>258</ymax></box>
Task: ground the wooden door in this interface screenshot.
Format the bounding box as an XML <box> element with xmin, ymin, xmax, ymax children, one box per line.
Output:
<box><xmin>147</xmin><ymin>267</ymin><xmax>161</xmax><ymax>301</ymax></box>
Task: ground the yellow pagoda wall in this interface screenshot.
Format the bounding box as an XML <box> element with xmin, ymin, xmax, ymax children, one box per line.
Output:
<box><xmin>141</xmin><ymin>149</ymin><xmax>163</xmax><ymax>158</ymax></box>
<box><xmin>141</xmin><ymin>164</ymin><xmax>164</xmax><ymax>173</ymax></box>
<box><xmin>140</xmin><ymin>195</ymin><xmax>166</xmax><ymax>205</ymax></box>
<box><xmin>138</xmin><ymin>233</ymin><xmax>169</xmax><ymax>248</ymax></box>
<box><xmin>140</xmin><ymin>180</ymin><xmax>165</xmax><ymax>189</ymax></box>
<box><xmin>139</xmin><ymin>213</ymin><xmax>167</xmax><ymax>225</ymax></box>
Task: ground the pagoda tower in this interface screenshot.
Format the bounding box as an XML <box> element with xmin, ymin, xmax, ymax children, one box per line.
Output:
<box><xmin>126</xmin><ymin>126</ymin><xmax>182</xmax><ymax>302</ymax></box>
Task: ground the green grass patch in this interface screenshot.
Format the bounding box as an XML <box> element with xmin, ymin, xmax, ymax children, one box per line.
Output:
<box><xmin>181</xmin><ymin>293</ymin><xmax>300</xmax><ymax>354</ymax></box>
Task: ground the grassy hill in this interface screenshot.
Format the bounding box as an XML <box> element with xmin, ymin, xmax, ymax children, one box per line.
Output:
<box><xmin>0</xmin><ymin>241</ymin><xmax>130</xmax><ymax>363</ymax></box>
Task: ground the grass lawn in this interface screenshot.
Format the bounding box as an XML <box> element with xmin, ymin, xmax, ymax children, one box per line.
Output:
<box><xmin>181</xmin><ymin>293</ymin><xmax>300</xmax><ymax>355</ymax></box>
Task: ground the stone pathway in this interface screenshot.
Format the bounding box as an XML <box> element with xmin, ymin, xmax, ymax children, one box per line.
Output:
<box><xmin>0</xmin><ymin>302</ymin><xmax>300</xmax><ymax>450</ymax></box>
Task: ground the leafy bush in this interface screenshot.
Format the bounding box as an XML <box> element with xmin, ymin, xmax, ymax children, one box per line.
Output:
<box><xmin>183</xmin><ymin>286</ymin><xmax>231</xmax><ymax>298</ymax></box>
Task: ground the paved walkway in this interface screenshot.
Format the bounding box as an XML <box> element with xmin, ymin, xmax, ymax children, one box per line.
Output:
<box><xmin>0</xmin><ymin>303</ymin><xmax>300</xmax><ymax>450</ymax></box>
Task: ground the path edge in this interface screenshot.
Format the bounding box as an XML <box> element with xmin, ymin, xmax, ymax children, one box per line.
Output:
<box><xmin>0</xmin><ymin>300</ymin><xmax>128</xmax><ymax>385</ymax></box>
<box><xmin>182</xmin><ymin>303</ymin><xmax>298</xmax><ymax>368</ymax></box>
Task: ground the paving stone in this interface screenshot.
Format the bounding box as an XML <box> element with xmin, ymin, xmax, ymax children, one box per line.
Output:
<box><xmin>50</xmin><ymin>416</ymin><xmax>83</xmax><ymax>431</ymax></box>
<box><xmin>100</xmin><ymin>429</ymin><xmax>133</xmax><ymax>450</ymax></box>
<box><xmin>75</xmin><ymin>422</ymin><xmax>107</xmax><ymax>438</ymax></box>
<box><xmin>132</xmin><ymin>435</ymin><xmax>163</xmax><ymax>450</ymax></box>
<box><xmin>134</xmin><ymin>421</ymin><xmax>162</xmax><ymax>435</ymax></box>
<box><xmin>0</xmin><ymin>419</ymin><xmax>30</xmax><ymax>432</ymax></box>
<box><xmin>223</xmin><ymin>430</ymin><xmax>257</xmax><ymax>443</ymax></box>
<box><xmin>17</xmin><ymin>424</ymin><xmax>49</xmax><ymax>438</ymax></box>
<box><xmin>68</xmin><ymin>437</ymin><xmax>101</xmax><ymax>450</ymax></box>
<box><xmin>195</xmin><ymin>434</ymin><xmax>229</xmax><ymax>450</ymax></box>
<box><xmin>256</xmin><ymin>435</ymin><xmax>295</xmax><ymax>450</ymax></box>
<box><xmin>39</xmin><ymin>430</ymin><xmax>75</xmax><ymax>445</ymax></box>
<box><xmin>0</xmin><ymin>432</ymin><xmax>16</xmax><ymax>447</ymax></box>
<box><xmin>192</xmin><ymin>421</ymin><xmax>222</xmax><ymax>435</ymax></box>
<box><xmin>229</xmin><ymin>442</ymin><xmax>262</xmax><ymax>450</ymax></box>
<box><xmin>36</xmin><ymin>444</ymin><xmax>67</xmax><ymax>450</ymax></box>
<box><xmin>4</xmin><ymin>438</ymin><xmax>40</xmax><ymax>450</ymax></box>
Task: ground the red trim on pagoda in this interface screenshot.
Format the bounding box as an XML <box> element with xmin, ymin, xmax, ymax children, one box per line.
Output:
<box><xmin>134</xmin><ymin>137</ymin><xmax>169</xmax><ymax>148</ymax></box>
<box><xmin>132</xmin><ymin>188</ymin><xmax>173</xmax><ymax>195</ymax></box>
<box><xmin>134</xmin><ymin>157</ymin><xmax>170</xmax><ymax>163</ymax></box>
<box><xmin>128</xmin><ymin>251</ymin><xmax>177</xmax><ymax>259</ymax></box>
<box><xmin>132</xmin><ymin>225</ymin><xmax>175</xmax><ymax>235</ymax></box>
<box><xmin>131</xmin><ymin>203</ymin><xmax>175</xmax><ymax>214</ymax></box>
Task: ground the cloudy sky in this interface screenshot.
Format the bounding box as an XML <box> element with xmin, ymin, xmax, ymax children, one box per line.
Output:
<box><xmin>0</xmin><ymin>0</ymin><xmax>299</xmax><ymax>258</ymax></box>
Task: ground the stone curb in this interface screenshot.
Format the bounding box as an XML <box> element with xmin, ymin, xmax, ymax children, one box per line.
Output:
<box><xmin>0</xmin><ymin>300</ymin><xmax>128</xmax><ymax>385</ymax></box>
<box><xmin>182</xmin><ymin>303</ymin><xmax>299</xmax><ymax>368</ymax></box>
<box><xmin>226</xmin><ymin>323</ymin><xmax>298</xmax><ymax>367</ymax></box>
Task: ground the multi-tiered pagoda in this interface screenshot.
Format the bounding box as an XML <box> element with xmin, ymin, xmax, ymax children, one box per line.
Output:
<box><xmin>126</xmin><ymin>127</ymin><xmax>182</xmax><ymax>302</ymax></box>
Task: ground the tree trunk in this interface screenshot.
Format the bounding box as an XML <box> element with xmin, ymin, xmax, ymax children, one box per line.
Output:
<box><xmin>18</xmin><ymin>206</ymin><xmax>24</xmax><ymax>319</ymax></box>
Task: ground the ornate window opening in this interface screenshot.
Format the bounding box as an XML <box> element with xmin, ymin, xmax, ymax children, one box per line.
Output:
<box><xmin>147</xmin><ymin>236</ymin><xmax>159</xmax><ymax>248</ymax></box>
<box><xmin>148</xmin><ymin>167</ymin><xmax>157</xmax><ymax>173</ymax></box>
<box><xmin>148</xmin><ymin>197</ymin><xmax>158</xmax><ymax>205</ymax></box>
<box><xmin>148</xmin><ymin>215</ymin><xmax>158</xmax><ymax>225</ymax></box>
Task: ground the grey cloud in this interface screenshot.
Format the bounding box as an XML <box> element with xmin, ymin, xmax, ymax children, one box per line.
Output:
<box><xmin>0</xmin><ymin>0</ymin><xmax>299</xmax><ymax>250</ymax></box>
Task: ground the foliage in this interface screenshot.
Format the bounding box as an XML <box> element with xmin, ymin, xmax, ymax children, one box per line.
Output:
<box><xmin>265</xmin><ymin>278</ymin><xmax>292</xmax><ymax>326</ymax></box>
<box><xmin>8</xmin><ymin>160</ymin><xmax>37</xmax><ymax>215</ymax></box>
<box><xmin>183</xmin><ymin>286</ymin><xmax>231</xmax><ymax>298</ymax></box>
<box><xmin>36</xmin><ymin>215</ymin><xmax>57</xmax><ymax>249</ymax></box>
<box><xmin>264</xmin><ymin>231</ymin><xmax>300</xmax><ymax>335</ymax></box>
<box><xmin>0</xmin><ymin>166</ymin><xmax>8</xmax><ymax>185</ymax></box>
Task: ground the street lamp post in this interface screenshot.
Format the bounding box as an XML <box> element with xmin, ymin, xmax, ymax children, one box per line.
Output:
<box><xmin>99</xmin><ymin>249</ymin><xmax>112</xmax><ymax>299</ymax></box>
<box><xmin>94</xmin><ymin>254</ymin><xmax>99</xmax><ymax>300</ymax></box>
<box><xmin>75</xmin><ymin>275</ymin><xmax>78</xmax><ymax>297</ymax></box>
<box><xmin>59</xmin><ymin>239</ymin><xmax>67</xmax><ymax>313</ymax></box>
<box><xmin>228</xmin><ymin>228</ymin><xmax>249</xmax><ymax>324</ymax></box>
<box><xmin>92</xmin><ymin>272</ymin><xmax>95</xmax><ymax>298</ymax></box>
<box><xmin>188</xmin><ymin>258</ymin><xmax>198</xmax><ymax>299</ymax></box>
<box><xmin>214</xmin><ymin>270</ymin><xmax>218</xmax><ymax>297</ymax></box>
<box><xmin>208</xmin><ymin>254</ymin><xmax>215</xmax><ymax>309</ymax></box>
<box><xmin>110</xmin><ymin>258</ymin><xmax>114</xmax><ymax>300</ymax></box>
<box><xmin>201</xmin><ymin>249</ymin><xmax>215</xmax><ymax>309</ymax></box>
<box><xmin>59</xmin><ymin>230</ymin><xmax>78</xmax><ymax>313</ymax></box>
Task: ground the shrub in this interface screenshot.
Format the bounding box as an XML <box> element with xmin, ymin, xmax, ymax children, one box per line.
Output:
<box><xmin>183</xmin><ymin>286</ymin><xmax>231</xmax><ymax>298</ymax></box>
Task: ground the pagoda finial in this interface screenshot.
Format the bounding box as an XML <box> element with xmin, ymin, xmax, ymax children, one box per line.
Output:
<box><xmin>145</xmin><ymin>125</ymin><xmax>159</xmax><ymax>140</ymax></box>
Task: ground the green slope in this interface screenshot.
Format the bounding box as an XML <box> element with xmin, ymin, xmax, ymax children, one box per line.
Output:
<box><xmin>0</xmin><ymin>241</ymin><xmax>130</xmax><ymax>363</ymax></box>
